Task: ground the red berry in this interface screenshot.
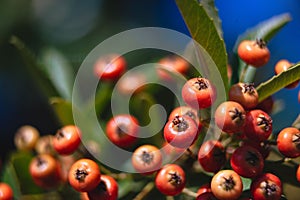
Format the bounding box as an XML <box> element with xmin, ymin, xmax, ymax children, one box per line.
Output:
<box><xmin>214</xmin><ymin>101</ymin><xmax>246</xmax><ymax>134</ymax></box>
<box><xmin>157</xmin><ymin>55</ymin><xmax>190</xmax><ymax>81</ymax></box>
<box><xmin>198</xmin><ymin>140</ymin><xmax>226</xmax><ymax>173</ymax></box>
<box><xmin>68</xmin><ymin>158</ymin><xmax>101</xmax><ymax>192</ymax></box>
<box><xmin>131</xmin><ymin>144</ymin><xmax>162</xmax><ymax>175</ymax></box>
<box><xmin>250</xmin><ymin>173</ymin><xmax>282</xmax><ymax>200</ymax></box>
<box><xmin>237</xmin><ymin>39</ymin><xmax>270</xmax><ymax>67</ymax></box>
<box><xmin>164</xmin><ymin>115</ymin><xmax>199</xmax><ymax>149</ymax></box>
<box><xmin>211</xmin><ymin>170</ymin><xmax>243</xmax><ymax>200</ymax></box>
<box><xmin>196</xmin><ymin>192</ymin><xmax>218</xmax><ymax>200</ymax></box>
<box><xmin>243</xmin><ymin>109</ymin><xmax>272</xmax><ymax>142</ymax></box>
<box><xmin>0</xmin><ymin>183</ymin><xmax>13</xmax><ymax>200</ymax></box>
<box><xmin>106</xmin><ymin>114</ymin><xmax>139</xmax><ymax>148</ymax></box>
<box><xmin>296</xmin><ymin>165</ymin><xmax>300</xmax><ymax>183</ymax></box>
<box><xmin>87</xmin><ymin>175</ymin><xmax>118</xmax><ymax>200</ymax></box>
<box><xmin>182</xmin><ymin>77</ymin><xmax>217</xmax><ymax>109</ymax></box>
<box><xmin>53</xmin><ymin>125</ymin><xmax>82</xmax><ymax>155</ymax></box>
<box><xmin>230</xmin><ymin>145</ymin><xmax>264</xmax><ymax>178</ymax></box>
<box><xmin>277</xmin><ymin>127</ymin><xmax>300</xmax><ymax>158</ymax></box>
<box><xmin>197</xmin><ymin>183</ymin><xmax>212</xmax><ymax>196</ymax></box>
<box><xmin>29</xmin><ymin>154</ymin><xmax>62</xmax><ymax>189</ymax></box>
<box><xmin>155</xmin><ymin>164</ymin><xmax>186</xmax><ymax>196</ymax></box>
<box><xmin>94</xmin><ymin>54</ymin><xmax>126</xmax><ymax>81</ymax></box>
<box><xmin>229</xmin><ymin>83</ymin><xmax>259</xmax><ymax>110</ymax></box>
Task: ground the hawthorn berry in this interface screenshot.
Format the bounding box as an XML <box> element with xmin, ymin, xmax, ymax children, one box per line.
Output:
<box><xmin>155</xmin><ymin>164</ymin><xmax>186</xmax><ymax>196</ymax></box>
<box><xmin>29</xmin><ymin>154</ymin><xmax>62</xmax><ymax>189</ymax></box>
<box><xmin>250</xmin><ymin>173</ymin><xmax>282</xmax><ymax>200</ymax></box>
<box><xmin>94</xmin><ymin>54</ymin><xmax>126</xmax><ymax>81</ymax></box>
<box><xmin>87</xmin><ymin>175</ymin><xmax>118</xmax><ymax>200</ymax></box>
<box><xmin>0</xmin><ymin>183</ymin><xmax>13</xmax><ymax>200</ymax></box>
<box><xmin>211</xmin><ymin>169</ymin><xmax>243</xmax><ymax>200</ymax></box>
<box><xmin>14</xmin><ymin>125</ymin><xmax>40</xmax><ymax>151</ymax></box>
<box><xmin>230</xmin><ymin>145</ymin><xmax>264</xmax><ymax>178</ymax></box>
<box><xmin>196</xmin><ymin>183</ymin><xmax>212</xmax><ymax>196</ymax></box>
<box><xmin>35</xmin><ymin>135</ymin><xmax>55</xmax><ymax>155</ymax></box>
<box><xmin>229</xmin><ymin>82</ymin><xmax>259</xmax><ymax>110</ymax></box>
<box><xmin>164</xmin><ymin>115</ymin><xmax>199</xmax><ymax>149</ymax></box>
<box><xmin>182</xmin><ymin>77</ymin><xmax>217</xmax><ymax>109</ymax></box>
<box><xmin>53</xmin><ymin>125</ymin><xmax>82</xmax><ymax>155</ymax></box>
<box><xmin>106</xmin><ymin>114</ymin><xmax>139</xmax><ymax>148</ymax></box>
<box><xmin>68</xmin><ymin>158</ymin><xmax>101</xmax><ymax>192</ymax></box>
<box><xmin>214</xmin><ymin>101</ymin><xmax>246</xmax><ymax>134</ymax></box>
<box><xmin>198</xmin><ymin>140</ymin><xmax>226</xmax><ymax>173</ymax></box>
<box><xmin>277</xmin><ymin>127</ymin><xmax>300</xmax><ymax>158</ymax></box>
<box><xmin>243</xmin><ymin>109</ymin><xmax>273</xmax><ymax>142</ymax></box>
<box><xmin>237</xmin><ymin>39</ymin><xmax>270</xmax><ymax>67</ymax></box>
<box><xmin>196</xmin><ymin>192</ymin><xmax>218</xmax><ymax>200</ymax></box>
<box><xmin>131</xmin><ymin>144</ymin><xmax>162</xmax><ymax>175</ymax></box>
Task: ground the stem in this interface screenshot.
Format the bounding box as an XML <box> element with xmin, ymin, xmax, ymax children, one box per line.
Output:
<box><xmin>166</xmin><ymin>196</ymin><xmax>174</xmax><ymax>200</ymax></box>
<box><xmin>133</xmin><ymin>182</ymin><xmax>154</xmax><ymax>200</ymax></box>
<box><xmin>182</xmin><ymin>187</ymin><xmax>198</xmax><ymax>198</ymax></box>
<box><xmin>239</xmin><ymin>64</ymin><xmax>249</xmax><ymax>82</ymax></box>
<box><xmin>186</xmin><ymin>148</ymin><xmax>197</xmax><ymax>160</ymax></box>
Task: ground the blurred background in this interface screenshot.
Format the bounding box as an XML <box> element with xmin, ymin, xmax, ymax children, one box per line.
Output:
<box><xmin>0</xmin><ymin>0</ymin><xmax>299</xmax><ymax>159</ymax></box>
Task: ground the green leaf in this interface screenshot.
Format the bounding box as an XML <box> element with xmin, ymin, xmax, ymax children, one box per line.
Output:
<box><xmin>50</xmin><ymin>97</ymin><xmax>74</xmax><ymax>125</ymax></box>
<box><xmin>256</xmin><ymin>63</ymin><xmax>300</xmax><ymax>102</ymax></box>
<box><xmin>231</xmin><ymin>13</ymin><xmax>291</xmax><ymax>84</ymax></box>
<box><xmin>200</xmin><ymin>0</ymin><xmax>223</xmax><ymax>37</ymax></box>
<box><xmin>2</xmin><ymin>151</ymin><xmax>44</xmax><ymax>197</ymax></box>
<box><xmin>175</xmin><ymin>0</ymin><xmax>228</xmax><ymax>94</ymax></box>
<box><xmin>241</xmin><ymin>177</ymin><xmax>252</xmax><ymax>191</ymax></box>
<box><xmin>9</xmin><ymin>36</ymin><xmax>58</xmax><ymax>98</ymax></box>
<box><xmin>40</xmin><ymin>48</ymin><xmax>74</xmax><ymax>100</ymax></box>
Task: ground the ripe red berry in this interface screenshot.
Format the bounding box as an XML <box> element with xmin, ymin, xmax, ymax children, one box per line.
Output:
<box><xmin>117</xmin><ymin>72</ymin><xmax>146</xmax><ymax>95</ymax></box>
<box><xmin>237</xmin><ymin>39</ymin><xmax>270</xmax><ymax>67</ymax></box>
<box><xmin>53</xmin><ymin>125</ymin><xmax>82</xmax><ymax>155</ymax></box>
<box><xmin>182</xmin><ymin>77</ymin><xmax>217</xmax><ymax>109</ymax></box>
<box><xmin>155</xmin><ymin>164</ymin><xmax>186</xmax><ymax>196</ymax></box>
<box><xmin>168</xmin><ymin>106</ymin><xmax>202</xmax><ymax>131</ymax></box>
<box><xmin>277</xmin><ymin>127</ymin><xmax>300</xmax><ymax>158</ymax></box>
<box><xmin>29</xmin><ymin>154</ymin><xmax>62</xmax><ymax>189</ymax></box>
<box><xmin>229</xmin><ymin>82</ymin><xmax>259</xmax><ymax>110</ymax></box>
<box><xmin>106</xmin><ymin>114</ymin><xmax>139</xmax><ymax>148</ymax></box>
<box><xmin>250</xmin><ymin>173</ymin><xmax>282</xmax><ymax>200</ymax></box>
<box><xmin>68</xmin><ymin>158</ymin><xmax>101</xmax><ymax>192</ymax></box>
<box><xmin>198</xmin><ymin>140</ymin><xmax>226</xmax><ymax>173</ymax></box>
<box><xmin>131</xmin><ymin>144</ymin><xmax>162</xmax><ymax>175</ymax></box>
<box><xmin>14</xmin><ymin>125</ymin><xmax>40</xmax><ymax>151</ymax></box>
<box><xmin>0</xmin><ymin>183</ymin><xmax>13</xmax><ymax>200</ymax></box>
<box><xmin>164</xmin><ymin>115</ymin><xmax>199</xmax><ymax>149</ymax></box>
<box><xmin>230</xmin><ymin>145</ymin><xmax>264</xmax><ymax>178</ymax></box>
<box><xmin>157</xmin><ymin>55</ymin><xmax>190</xmax><ymax>81</ymax></box>
<box><xmin>214</xmin><ymin>101</ymin><xmax>246</xmax><ymax>134</ymax></box>
<box><xmin>87</xmin><ymin>175</ymin><xmax>118</xmax><ymax>200</ymax></box>
<box><xmin>243</xmin><ymin>109</ymin><xmax>273</xmax><ymax>142</ymax></box>
<box><xmin>274</xmin><ymin>59</ymin><xmax>299</xmax><ymax>89</ymax></box>
<box><xmin>211</xmin><ymin>169</ymin><xmax>243</xmax><ymax>200</ymax></box>
<box><xmin>196</xmin><ymin>192</ymin><xmax>218</xmax><ymax>200</ymax></box>
<box><xmin>255</xmin><ymin>96</ymin><xmax>274</xmax><ymax>114</ymax></box>
<box><xmin>196</xmin><ymin>183</ymin><xmax>212</xmax><ymax>196</ymax></box>
<box><xmin>94</xmin><ymin>54</ymin><xmax>126</xmax><ymax>81</ymax></box>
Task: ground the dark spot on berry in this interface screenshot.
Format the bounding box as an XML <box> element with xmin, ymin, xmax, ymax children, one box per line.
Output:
<box><xmin>116</xmin><ymin>124</ymin><xmax>128</xmax><ymax>138</ymax></box>
<box><xmin>256</xmin><ymin>38</ymin><xmax>267</xmax><ymax>49</ymax></box>
<box><xmin>193</xmin><ymin>78</ymin><xmax>208</xmax><ymax>90</ymax></box>
<box><xmin>246</xmin><ymin>151</ymin><xmax>259</xmax><ymax>166</ymax></box>
<box><xmin>172</xmin><ymin>115</ymin><xmax>189</xmax><ymax>132</ymax></box>
<box><xmin>75</xmin><ymin>169</ymin><xmax>89</xmax><ymax>182</ymax></box>
<box><xmin>140</xmin><ymin>150</ymin><xmax>154</xmax><ymax>165</ymax></box>
<box><xmin>263</xmin><ymin>181</ymin><xmax>277</xmax><ymax>197</ymax></box>
<box><xmin>242</xmin><ymin>83</ymin><xmax>255</xmax><ymax>94</ymax></box>
<box><xmin>229</xmin><ymin>108</ymin><xmax>245</xmax><ymax>123</ymax></box>
<box><xmin>222</xmin><ymin>175</ymin><xmax>236</xmax><ymax>191</ymax></box>
<box><xmin>257</xmin><ymin>115</ymin><xmax>272</xmax><ymax>132</ymax></box>
<box><xmin>56</xmin><ymin>129</ymin><xmax>65</xmax><ymax>140</ymax></box>
<box><xmin>168</xmin><ymin>171</ymin><xmax>182</xmax><ymax>185</ymax></box>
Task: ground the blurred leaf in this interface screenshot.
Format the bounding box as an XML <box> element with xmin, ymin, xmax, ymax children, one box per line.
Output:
<box><xmin>2</xmin><ymin>151</ymin><xmax>44</xmax><ymax>197</ymax></box>
<box><xmin>50</xmin><ymin>97</ymin><xmax>74</xmax><ymax>125</ymax></box>
<box><xmin>200</xmin><ymin>0</ymin><xmax>223</xmax><ymax>37</ymax></box>
<box><xmin>176</xmin><ymin>0</ymin><xmax>228</xmax><ymax>93</ymax></box>
<box><xmin>9</xmin><ymin>36</ymin><xmax>58</xmax><ymax>98</ymax></box>
<box><xmin>292</xmin><ymin>114</ymin><xmax>300</xmax><ymax>129</ymax></box>
<box><xmin>94</xmin><ymin>83</ymin><xmax>113</xmax><ymax>116</ymax></box>
<box><xmin>118</xmin><ymin>179</ymin><xmax>146</xmax><ymax>199</ymax></box>
<box><xmin>231</xmin><ymin>13</ymin><xmax>291</xmax><ymax>84</ymax></box>
<box><xmin>256</xmin><ymin>63</ymin><xmax>300</xmax><ymax>102</ymax></box>
<box><xmin>1</xmin><ymin>162</ymin><xmax>22</xmax><ymax>199</ymax></box>
<box><xmin>41</xmin><ymin>48</ymin><xmax>74</xmax><ymax>100</ymax></box>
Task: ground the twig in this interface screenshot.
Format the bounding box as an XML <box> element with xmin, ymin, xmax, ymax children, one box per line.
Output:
<box><xmin>182</xmin><ymin>187</ymin><xmax>198</xmax><ymax>198</ymax></box>
<box><xmin>133</xmin><ymin>182</ymin><xmax>154</xmax><ymax>200</ymax></box>
<box><xmin>186</xmin><ymin>148</ymin><xmax>197</xmax><ymax>160</ymax></box>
